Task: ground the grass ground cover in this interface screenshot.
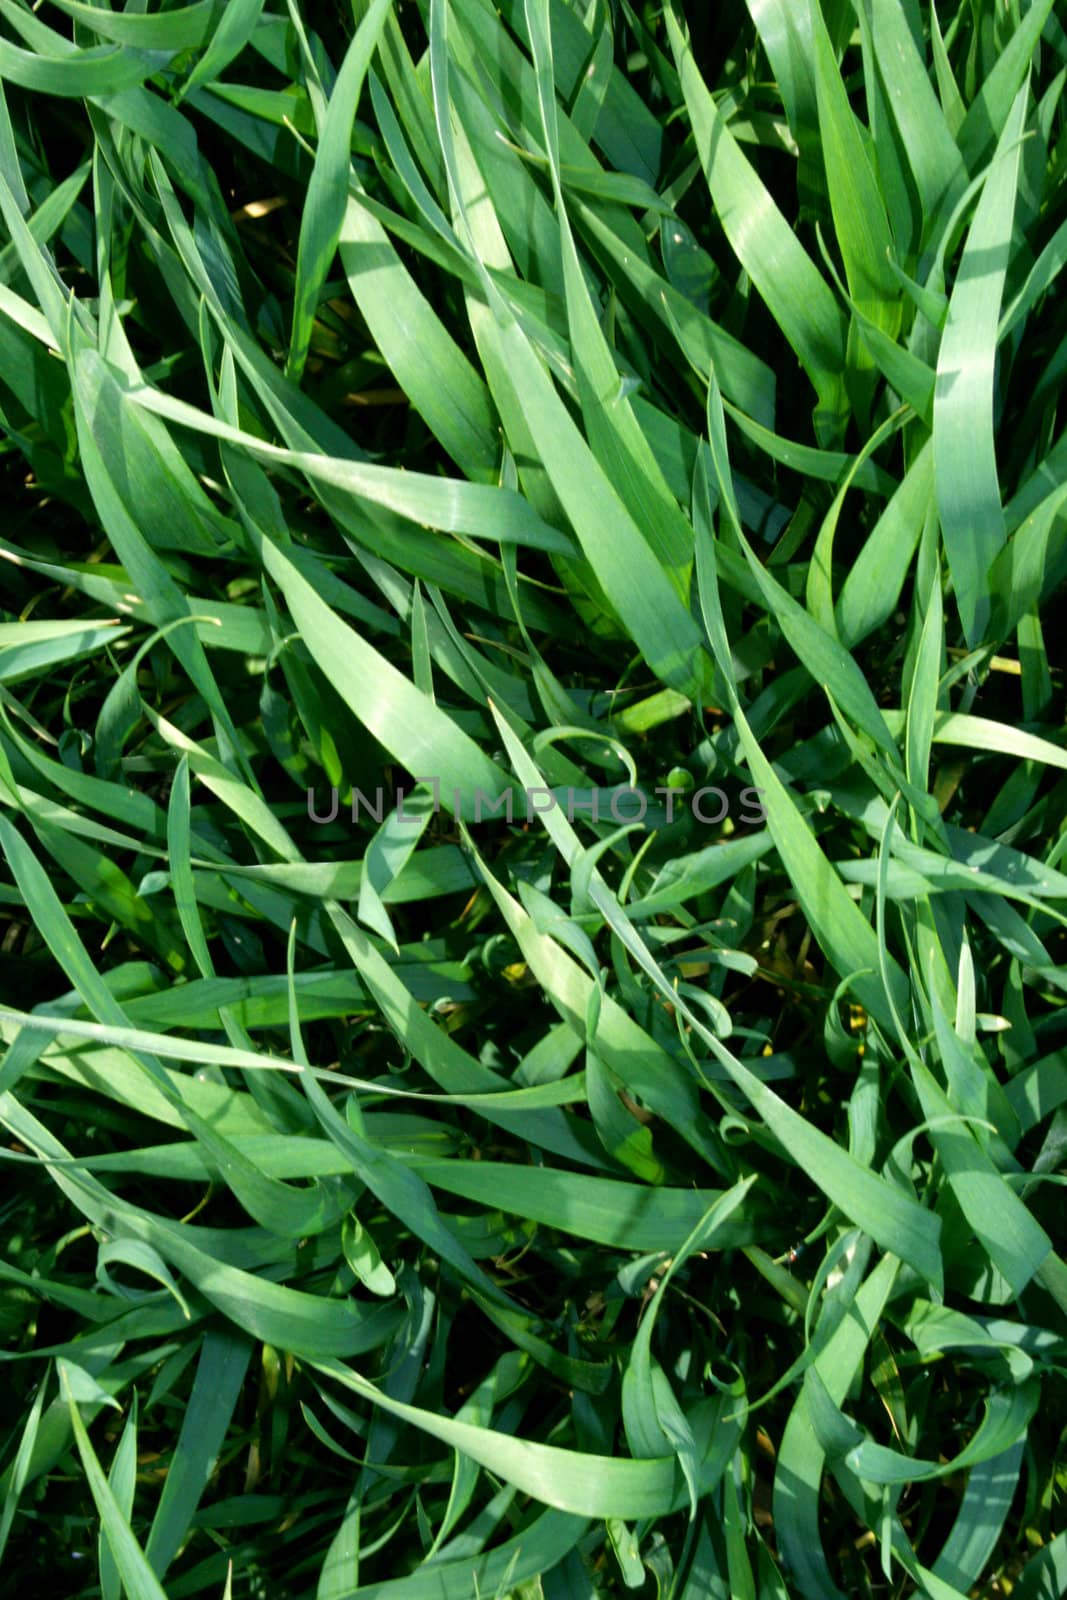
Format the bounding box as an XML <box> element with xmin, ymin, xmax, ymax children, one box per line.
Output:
<box><xmin>0</xmin><ymin>0</ymin><xmax>1065</xmax><ymax>1594</ymax></box>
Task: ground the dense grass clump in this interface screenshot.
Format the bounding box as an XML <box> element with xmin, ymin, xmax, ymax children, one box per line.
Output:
<box><xmin>0</xmin><ymin>0</ymin><xmax>1065</xmax><ymax>1595</ymax></box>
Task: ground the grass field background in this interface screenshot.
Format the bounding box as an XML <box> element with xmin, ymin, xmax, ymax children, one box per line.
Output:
<box><xmin>0</xmin><ymin>0</ymin><xmax>1065</xmax><ymax>1594</ymax></box>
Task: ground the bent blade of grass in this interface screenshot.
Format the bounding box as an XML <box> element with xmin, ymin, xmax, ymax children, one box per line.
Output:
<box><xmin>311</xmin><ymin>1355</ymin><xmax>735</xmax><ymax>1520</ymax></box>
<box><xmin>285</xmin><ymin>0</ymin><xmax>394</xmax><ymax>383</ymax></box>
<box><xmin>956</xmin><ymin>0</ymin><xmax>1056</xmax><ymax>173</ymax></box>
<box><xmin>130</xmin><ymin>376</ymin><xmax>573</xmax><ymax>551</ymax></box>
<box><xmin>144</xmin><ymin>1330</ymin><xmax>253</xmax><ymax>1576</ymax></box>
<box><xmin>808</xmin><ymin>0</ymin><xmax>899</xmax><ymax>328</ymax></box>
<box><xmin>60</xmin><ymin>1367</ymin><xmax>170</xmax><ymax>1600</ymax></box>
<box><xmin>246</xmin><ymin>524</ymin><xmax>514</xmax><ymax>819</ymax></box>
<box><xmin>859</xmin><ymin>0</ymin><xmax>966</xmax><ymax>226</ymax></box>
<box><xmin>934</xmin><ymin>83</ymin><xmax>1028</xmax><ymax>645</ymax></box>
<box><xmin>773</xmin><ymin>1254</ymin><xmax>899</xmax><ymax>1600</ymax></box>
<box><xmin>44</xmin><ymin>0</ymin><xmax>216</xmax><ymax>52</ymax></box>
<box><xmin>931</xmin><ymin>1441</ymin><xmax>1023</xmax><ymax>1591</ymax></box>
<box><xmin>0</xmin><ymin>34</ymin><xmax>172</xmax><ymax>98</ymax></box>
<box><xmin>338</xmin><ymin>193</ymin><xmax>500</xmax><ymax>481</ymax></box>
<box><xmin>98</xmin><ymin>1393</ymin><xmax>137</xmax><ymax>1600</ymax></box>
<box><xmin>526</xmin><ymin>0</ymin><xmax>695</xmax><ymax>590</ymax></box>
<box><xmin>0</xmin><ymin>1370</ymin><xmax>48</xmax><ymax>1563</ymax></box>
<box><xmin>667</xmin><ymin>6</ymin><xmax>848</xmax><ymax>438</ymax></box>
<box><xmin>178</xmin><ymin>0</ymin><xmax>264</xmax><ymax>102</ymax></box>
